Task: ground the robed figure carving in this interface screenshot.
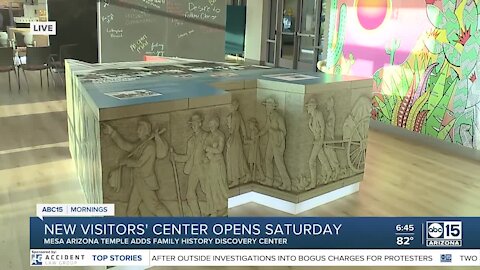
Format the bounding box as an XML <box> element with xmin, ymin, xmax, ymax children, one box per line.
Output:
<box><xmin>245</xmin><ymin>118</ymin><xmax>264</xmax><ymax>181</ymax></box>
<box><xmin>203</xmin><ymin>117</ymin><xmax>228</xmax><ymax>216</ymax></box>
<box><xmin>225</xmin><ymin>100</ymin><xmax>250</xmax><ymax>187</ymax></box>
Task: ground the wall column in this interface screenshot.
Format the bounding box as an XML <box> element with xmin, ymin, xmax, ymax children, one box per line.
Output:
<box><xmin>244</xmin><ymin>0</ymin><xmax>269</xmax><ymax>64</ymax></box>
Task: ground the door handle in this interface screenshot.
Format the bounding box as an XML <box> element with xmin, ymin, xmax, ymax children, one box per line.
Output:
<box><xmin>297</xmin><ymin>33</ymin><xmax>315</xmax><ymax>37</ymax></box>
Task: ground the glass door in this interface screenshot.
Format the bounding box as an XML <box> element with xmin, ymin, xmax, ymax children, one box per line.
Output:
<box><xmin>278</xmin><ymin>0</ymin><xmax>299</xmax><ymax>69</ymax></box>
<box><xmin>296</xmin><ymin>0</ymin><xmax>323</xmax><ymax>70</ymax></box>
<box><xmin>266</xmin><ymin>0</ymin><xmax>279</xmax><ymax>65</ymax></box>
<box><xmin>267</xmin><ymin>0</ymin><xmax>327</xmax><ymax>71</ymax></box>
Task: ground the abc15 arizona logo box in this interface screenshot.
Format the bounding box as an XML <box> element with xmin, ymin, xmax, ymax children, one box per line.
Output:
<box><xmin>426</xmin><ymin>221</ymin><xmax>462</xmax><ymax>247</ymax></box>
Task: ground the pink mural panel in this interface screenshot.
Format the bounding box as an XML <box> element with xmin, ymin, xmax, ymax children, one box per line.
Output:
<box><xmin>339</xmin><ymin>0</ymin><xmax>432</xmax><ymax>77</ymax></box>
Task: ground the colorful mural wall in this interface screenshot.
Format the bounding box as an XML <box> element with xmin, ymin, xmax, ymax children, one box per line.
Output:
<box><xmin>326</xmin><ymin>0</ymin><xmax>480</xmax><ymax>150</ymax></box>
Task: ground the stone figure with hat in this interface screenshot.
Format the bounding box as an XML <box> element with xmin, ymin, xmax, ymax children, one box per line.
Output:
<box><xmin>103</xmin><ymin>120</ymin><xmax>172</xmax><ymax>216</ymax></box>
<box><xmin>258</xmin><ymin>97</ymin><xmax>291</xmax><ymax>190</ymax></box>
<box><xmin>171</xmin><ymin>113</ymin><xmax>208</xmax><ymax>216</ymax></box>
<box><xmin>305</xmin><ymin>98</ymin><xmax>332</xmax><ymax>188</ymax></box>
<box><xmin>324</xmin><ymin>96</ymin><xmax>340</xmax><ymax>181</ymax></box>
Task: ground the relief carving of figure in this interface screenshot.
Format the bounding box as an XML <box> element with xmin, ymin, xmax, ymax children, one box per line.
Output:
<box><xmin>225</xmin><ymin>100</ymin><xmax>250</xmax><ymax>187</ymax></box>
<box><xmin>203</xmin><ymin>117</ymin><xmax>228</xmax><ymax>216</ymax></box>
<box><xmin>245</xmin><ymin>118</ymin><xmax>264</xmax><ymax>182</ymax></box>
<box><xmin>324</xmin><ymin>97</ymin><xmax>340</xmax><ymax>181</ymax></box>
<box><xmin>259</xmin><ymin>97</ymin><xmax>291</xmax><ymax>190</ymax></box>
<box><xmin>103</xmin><ymin>120</ymin><xmax>172</xmax><ymax>216</ymax></box>
<box><xmin>305</xmin><ymin>98</ymin><xmax>332</xmax><ymax>189</ymax></box>
<box><xmin>341</xmin><ymin>96</ymin><xmax>371</xmax><ymax>176</ymax></box>
<box><xmin>341</xmin><ymin>114</ymin><xmax>356</xmax><ymax>177</ymax></box>
<box><xmin>171</xmin><ymin>114</ymin><xmax>208</xmax><ymax>216</ymax></box>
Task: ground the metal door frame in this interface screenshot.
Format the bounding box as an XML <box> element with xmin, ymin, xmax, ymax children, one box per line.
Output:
<box><xmin>266</xmin><ymin>0</ymin><xmax>325</xmax><ymax>71</ymax></box>
<box><xmin>296</xmin><ymin>0</ymin><xmax>323</xmax><ymax>71</ymax></box>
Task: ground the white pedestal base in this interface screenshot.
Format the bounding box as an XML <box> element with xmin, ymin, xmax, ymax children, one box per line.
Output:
<box><xmin>228</xmin><ymin>183</ymin><xmax>360</xmax><ymax>215</ymax></box>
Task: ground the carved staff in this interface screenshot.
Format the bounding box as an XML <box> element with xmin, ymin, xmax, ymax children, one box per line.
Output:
<box><xmin>169</xmin><ymin>148</ymin><xmax>184</xmax><ymax>216</ymax></box>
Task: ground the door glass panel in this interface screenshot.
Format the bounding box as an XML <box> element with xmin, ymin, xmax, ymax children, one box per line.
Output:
<box><xmin>267</xmin><ymin>42</ymin><xmax>275</xmax><ymax>63</ymax></box>
<box><xmin>318</xmin><ymin>0</ymin><xmax>327</xmax><ymax>60</ymax></box>
<box><xmin>282</xmin><ymin>0</ymin><xmax>297</xmax><ymax>33</ymax></box>
<box><xmin>269</xmin><ymin>0</ymin><xmax>278</xmax><ymax>39</ymax></box>
<box><xmin>281</xmin><ymin>0</ymin><xmax>297</xmax><ymax>62</ymax></box>
<box><xmin>298</xmin><ymin>35</ymin><xmax>315</xmax><ymax>63</ymax></box>
<box><xmin>300</xmin><ymin>0</ymin><xmax>317</xmax><ymax>35</ymax></box>
<box><xmin>281</xmin><ymin>33</ymin><xmax>295</xmax><ymax>60</ymax></box>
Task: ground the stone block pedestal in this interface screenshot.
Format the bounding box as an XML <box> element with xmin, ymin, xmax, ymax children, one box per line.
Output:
<box><xmin>66</xmin><ymin>59</ymin><xmax>372</xmax><ymax>216</ymax></box>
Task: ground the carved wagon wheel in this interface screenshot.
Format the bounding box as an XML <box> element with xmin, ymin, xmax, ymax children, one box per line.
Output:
<box><xmin>347</xmin><ymin>116</ymin><xmax>370</xmax><ymax>173</ymax></box>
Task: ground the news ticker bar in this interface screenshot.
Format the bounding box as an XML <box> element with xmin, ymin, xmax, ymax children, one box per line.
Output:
<box><xmin>30</xmin><ymin>249</ymin><xmax>480</xmax><ymax>266</ymax></box>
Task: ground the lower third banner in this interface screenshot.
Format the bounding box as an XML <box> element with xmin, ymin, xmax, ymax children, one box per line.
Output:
<box><xmin>29</xmin><ymin>217</ymin><xmax>480</xmax><ymax>266</ymax></box>
<box><xmin>30</xmin><ymin>217</ymin><xmax>478</xmax><ymax>249</ymax></box>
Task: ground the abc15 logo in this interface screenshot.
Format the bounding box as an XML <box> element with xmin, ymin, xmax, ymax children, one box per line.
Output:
<box><xmin>426</xmin><ymin>221</ymin><xmax>462</xmax><ymax>240</ymax></box>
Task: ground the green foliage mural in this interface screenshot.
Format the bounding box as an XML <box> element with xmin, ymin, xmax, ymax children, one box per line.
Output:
<box><xmin>324</xmin><ymin>0</ymin><xmax>355</xmax><ymax>75</ymax></box>
<box><xmin>373</xmin><ymin>55</ymin><xmax>458</xmax><ymax>141</ymax></box>
<box><xmin>385</xmin><ymin>39</ymin><xmax>401</xmax><ymax>66</ymax></box>
<box><xmin>371</xmin><ymin>0</ymin><xmax>480</xmax><ymax>148</ymax></box>
<box><xmin>327</xmin><ymin>0</ymin><xmax>346</xmax><ymax>72</ymax></box>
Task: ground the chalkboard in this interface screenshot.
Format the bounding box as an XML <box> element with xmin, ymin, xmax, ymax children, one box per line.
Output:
<box><xmin>99</xmin><ymin>0</ymin><xmax>226</xmax><ymax>63</ymax></box>
<box><xmin>225</xmin><ymin>5</ymin><xmax>246</xmax><ymax>55</ymax></box>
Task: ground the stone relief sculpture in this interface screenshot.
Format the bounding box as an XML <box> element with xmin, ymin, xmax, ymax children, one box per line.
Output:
<box><xmin>324</xmin><ymin>97</ymin><xmax>340</xmax><ymax>181</ymax></box>
<box><xmin>203</xmin><ymin>117</ymin><xmax>228</xmax><ymax>216</ymax></box>
<box><xmin>78</xmin><ymin>102</ymin><xmax>102</xmax><ymax>204</ymax></box>
<box><xmin>259</xmin><ymin>97</ymin><xmax>291</xmax><ymax>191</ymax></box>
<box><xmin>225</xmin><ymin>100</ymin><xmax>250</xmax><ymax>187</ymax></box>
<box><xmin>171</xmin><ymin>114</ymin><xmax>208</xmax><ymax>216</ymax></box>
<box><xmin>103</xmin><ymin>120</ymin><xmax>172</xmax><ymax>216</ymax></box>
<box><xmin>85</xmin><ymin>139</ymin><xmax>96</xmax><ymax>203</ymax></box>
<box><xmin>301</xmin><ymin>95</ymin><xmax>371</xmax><ymax>190</ymax></box>
<box><xmin>342</xmin><ymin>96</ymin><xmax>371</xmax><ymax>174</ymax></box>
<box><xmin>68</xmin><ymin>59</ymin><xmax>373</xmax><ymax>218</ymax></box>
<box><xmin>305</xmin><ymin>98</ymin><xmax>332</xmax><ymax>189</ymax></box>
<box><xmin>245</xmin><ymin>118</ymin><xmax>264</xmax><ymax>182</ymax></box>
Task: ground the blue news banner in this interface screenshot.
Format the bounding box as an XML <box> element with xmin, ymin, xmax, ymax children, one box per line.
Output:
<box><xmin>30</xmin><ymin>217</ymin><xmax>480</xmax><ymax>249</ymax></box>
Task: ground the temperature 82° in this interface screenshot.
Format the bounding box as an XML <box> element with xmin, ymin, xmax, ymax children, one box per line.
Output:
<box><xmin>396</xmin><ymin>236</ymin><xmax>414</xmax><ymax>246</ymax></box>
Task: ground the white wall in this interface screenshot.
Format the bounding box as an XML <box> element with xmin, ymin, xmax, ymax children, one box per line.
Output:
<box><xmin>244</xmin><ymin>0</ymin><xmax>268</xmax><ymax>63</ymax></box>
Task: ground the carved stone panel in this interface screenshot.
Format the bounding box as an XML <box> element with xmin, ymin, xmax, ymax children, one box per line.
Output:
<box><xmin>225</xmin><ymin>89</ymin><xmax>258</xmax><ymax>187</ymax></box>
<box><xmin>292</xmin><ymin>88</ymin><xmax>371</xmax><ymax>192</ymax></box>
<box><xmin>70</xmin><ymin>87</ymin><xmax>103</xmax><ymax>205</ymax></box>
<box><xmin>100</xmin><ymin>104</ymin><xmax>230</xmax><ymax>217</ymax></box>
<box><xmin>255</xmin><ymin>90</ymin><xmax>291</xmax><ymax>191</ymax></box>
